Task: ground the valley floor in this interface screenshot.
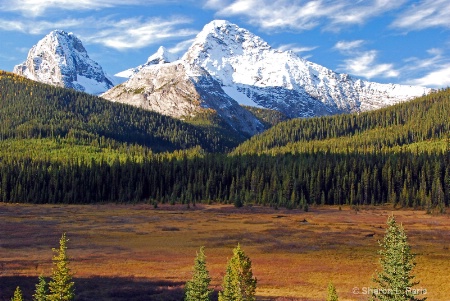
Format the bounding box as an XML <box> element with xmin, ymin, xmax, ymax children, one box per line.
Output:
<box><xmin>0</xmin><ymin>204</ymin><xmax>449</xmax><ymax>300</ymax></box>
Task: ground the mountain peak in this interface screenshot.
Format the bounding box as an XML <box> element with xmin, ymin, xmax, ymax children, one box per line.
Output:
<box><xmin>180</xmin><ymin>20</ymin><xmax>430</xmax><ymax>116</ymax></box>
<box><xmin>182</xmin><ymin>20</ymin><xmax>271</xmax><ymax>85</ymax></box>
<box><xmin>186</xmin><ymin>19</ymin><xmax>270</xmax><ymax>57</ymax></box>
<box><xmin>103</xmin><ymin>60</ymin><xmax>264</xmax><ymax>136</ymax></box>
<box><xmin>48</xmin><ymin>30</ymin><xmax>93</xmax><ymax>60</ymax></box>
<box><xmin>115</xmin><ymin>46</ymin><xmax>178</xmax><ymax>79</ymax></box>
<box><xmin>108</xmin><ymin>19</ymin><xmax>431</xmax><ymax>131</ymax></box>
<box><xmin>203</xmin><ymin>19</ymin><xmax>232</xmax><ymax>30</ymax></box>
<box><xmin>13</xmin><ymin>30</ymin><xmax>114</xmax><ymax>95</ymax></box>
<box><xmin>146</xmin><ymin>46</ymin><xmax>177</xmax><ymax>65</ymax></box>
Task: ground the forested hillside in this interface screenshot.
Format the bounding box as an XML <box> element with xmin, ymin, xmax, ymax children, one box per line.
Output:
<box><xmin>242</xmin><ymin>105</ymin><xmax>289</xmax><ymax>128</ymax></box>
<box><xmin>233</xmin><ymin>89</ymin><xmax>450</xmax><ymax>155</ymax></box>
<box><xmin>0</xmin><ymin>71</ymin><xmax>449</xmax><ymax>209</ymax></box>
<box><xmin>0</xmin><ymin>71</ymin><xmax>243</xmax><ymax>154</ymax></box>
<box><xmin>1</xmin><ymin>151</ymin><xmax>448</xmax><ymax>210</ymax></box>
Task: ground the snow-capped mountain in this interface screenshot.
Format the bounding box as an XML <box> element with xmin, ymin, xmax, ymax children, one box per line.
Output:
<box><xmin>13</xmin><ymin>30</ymin><xmax>114</xmax><ymax>95</ymax></box>
<box><xmin>182</xmin><ymin>20</ymin><xmax>431</xmax><ymax>117</ymax></box>
<box><xmin>104</xmin><ymin>19</ymin><xmax>431</xmax><ymax>135</ymax></box>
<box><xmin>115</xmin><ymin>46</ymin><xmax>178</xmax><ymax>79</ymax></box>
<box><xmin>102</xmin><ymin>61</ymin><xmax>264</xmax><ymax>136</ymax></box>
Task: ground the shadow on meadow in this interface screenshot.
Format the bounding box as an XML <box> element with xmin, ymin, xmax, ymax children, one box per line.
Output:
<box><xmin>0</xmin><ymin>276</ymin><xmax>186</xmax><ymax>301</ymax></box>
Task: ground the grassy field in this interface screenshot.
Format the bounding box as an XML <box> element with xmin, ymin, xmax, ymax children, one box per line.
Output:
<box><xmin>0</xmin><ymin>204</ymin><xmax>449</xmax><ymax>300</ymax></box>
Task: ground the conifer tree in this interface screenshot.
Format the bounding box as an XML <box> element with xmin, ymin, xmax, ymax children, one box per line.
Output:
<box><xmin>48</xmin><ymin>233</ymin><xmax>75</xmax><ymax>301</ymax></box>
<box><xmin>326</xmin><ymin>282</ymin><xmax>339</xmax><ymax>301</ymax></box>
<box><xmin>33</xmin><ymin>275</ymin><xmax>48</xmax><ymax>301</ymax></box>
<box><xmin>372</xmin><ymin>216</ymin><xmax>426</xmax><ymax>301</ymax></box>
<box><xmin>11</xmin><ymin>286</ymin><xmax>24</xmax><ymax>301</ymax></box>
<box><xmin>184</xmin><ymin>246</ymin><xmax>213</xmax><ymax>301</ymax></box>
<box><xmin>218</xmin><ymin>244</ymin><xmax>257</xmax><ymax>301</ymax></box>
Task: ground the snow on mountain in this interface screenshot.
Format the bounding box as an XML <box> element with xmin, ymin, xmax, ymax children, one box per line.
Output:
<box><xmin>182</xmin><ymin>20</ymin><xmax>431</xmax><ymax>117</ymax></box>
<box><xmin>105</xmin><ymin>19</ymin><xmax>431</xmax><ymax>135</ymax></box>
<box><xmin>114</xmin><ymin>46</ymin><xmax>178</xmax><ymax>79</ymax></box>
<box><xmin>102</xmin><ymin>61</ymin><xmax>264</xmax><ymax>136</ymax></box>
<box><xmin>13</xmin><ymin>30</ymin><xmax>114</xmax><ymax>95</ymax></box>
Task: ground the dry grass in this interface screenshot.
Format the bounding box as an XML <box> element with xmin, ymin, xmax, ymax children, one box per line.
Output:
<box><xmin>0</xmin><ymin>204</ymin><xmax>449</xmax><ymax>301</ymax></box>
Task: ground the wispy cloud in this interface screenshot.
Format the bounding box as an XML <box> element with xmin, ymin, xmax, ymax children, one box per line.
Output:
<box><xmin>277</xmin><ymin>43</ymin><xmax>317</xmax><ymax>54</ymax></box>
<box><xmin>392</xmin><ymin>0</ymin><xmax>450</xmax><ymax>30</ymax></box>
<box><xmin>0</xmin><ymin>0</ymin><xmax>171</xmax><ymax>17</ymax></box>
<box><xmin>403</xmin><ymin>48</ymin><xmax>450</xmax><ymax>88</ymax></box>
<box><xmin>336</xmin><ymin>43</ymin><xmax>450</xmax><ymax>88</ymax></box>
<box><xmin>0</xmin><ymin>15</ymin><xmax>197</xmax><ymax>51</ymax></box>
<box><xmin>205</xmin><ymin>0</ymin><xmax>406</xmax><ymax>31</ymax></box>
<box><xmin>169</xmin><ymin>38</ymin><xmax>196</xmax><ymax>55</ymax></box>
<box><xmin>403</xmin><ymin>48</ymin><xmax>446</xmax><ymax>72</ymax></box>
<box><xmin>340</xmin><ymin>51</ymin><xmax>399</xmax><ymax>79</ymax></box>
<box><xmin>82</xmin><ymin>17</ymin><xmax>197</xmax><ymax>50</ymax></box>
<box><xmin>334</xmin><ymin>40</ymin><xmax>365</xmax><ymax>52</ymax></box>
<box><xmin>334</xmin><ymin>40</ymin><xmax>399</xmax><ymax>79</ymax></box>
<box><xmin>409</xmin><ymin>64</ymin><xmax>450</xmax><ymax>87</ymax></box>
<box><xmin>0</xmin><ymin>18</ymin><xmax>85</xmax><ymax>35</ymax></box>
<box><xmin>330</xmin><ymin>0</ymin><xmax>405</xmax><ymax>28</ymax></box>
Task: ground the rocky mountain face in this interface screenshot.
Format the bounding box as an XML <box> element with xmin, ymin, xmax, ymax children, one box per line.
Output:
<box><xmin>105</xmin><ymin>20</ymin><xmax>430</xmax><ymax>134</ymax></box>
<box><xmin>182</xmin><ymin>20</ymin><xmax>431</xmax><ymax>118</ymax></box>
<box><xmin>102</xmin><ymin>61</ymin><xmax>265</xmax><ymax>136</ymax></box>
<box><xmin>13</xmin><ymin>30</ymin><xmax>114</xmax><ymax>95</ymax></box>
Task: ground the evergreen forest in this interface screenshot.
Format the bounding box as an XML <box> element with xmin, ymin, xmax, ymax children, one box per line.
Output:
<box><xmin>0</xmin><ymin>71</ymin><xmax>449</xmax><ymax>210</ymax></box>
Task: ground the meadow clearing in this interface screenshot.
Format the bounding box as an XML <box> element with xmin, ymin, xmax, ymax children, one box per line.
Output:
<box><xmin>0</xmin><ymin>203</ymin><xmax>449</xmax><ymax>301</ymax></box>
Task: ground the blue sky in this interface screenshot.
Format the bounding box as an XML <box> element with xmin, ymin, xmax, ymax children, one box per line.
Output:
<box><xmin>0</xmin><ymin>0</ymin><xmax>449</xmax><ymax>88</ymax></box>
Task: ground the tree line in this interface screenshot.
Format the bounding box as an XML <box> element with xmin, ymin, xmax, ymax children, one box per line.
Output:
<box><xmin>233</xmin><ymin>88</ymin><xmax>450</xmax><ymax>155</ymax></box>
<box><xmin>0</xmin><ymin>71</ymin><xmax>449</xmax><ymax>210</ymax></box>
<box><xmin>1</xmin><ymin>150</ymin><xmax>448</xmax><ymax>210</ymax></box>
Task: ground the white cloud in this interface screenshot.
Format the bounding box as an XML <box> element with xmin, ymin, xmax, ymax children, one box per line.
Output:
<box><xmin>333</xmin><ymin>39</ymin><xmax>399</xmax><ymax>80</ymax></box>
<box><xmin>206</xmin><ymin>0</ymin><xmax>406</xmax><ymax>31</ymax></box>
<box><xmin>0</xmin><ymin>16</ymin><xmax>197</xmax><ymax>51</ymax></box>
<box><xmin>83</xmin><ymin>17</ymin><xmax>197</xmax><ymax>50</ymax></box>
<box><xmin>204</xmin><ymin>0</ymin><xmax>234</xmax><ymax>9</ymax></box>
<box><xmin>209</xmin><ymin>0</ymin><xmax>338</xmax><ymax>31</ymax></box>
<box><xmin>409</xmin><ymin>64</ymin><xmax>450</xmax><ymax>87</ymax></box>
<box><xmin>330</xmin><ymin>0</ymin><xmax>405</xmax><ymax>27</ymax></box>
<box><xmin>0</xmin><ymin>0</ymin><xmax>170</xmax><ymax>17</ymax></box>
<box><xmin>392</xmin><ymin>0</ymin><xmax>450</xmax><ymax>30</ymax></box>
<box><xmin>277</xmin><ymin>43</ymin><xmax>317</xmax><ymax>54</ymax></box>
<box><xmin>0</xmin><ymin>18</ymin><xmax>85</xmax><ymax>35</ymax></box>
<box><xmin>401</xmin><ymin>48</ymin><xmax>450</xmax><ymax>88</ymax></box>
<box><xmin>340</xmin><ymin>50</ymin><xmax>399</xmax><ymax>79</ymax></box>
<box><xmin>0</xmin><ymin>19</ymin><xmax>25</xmax><ymax>32</ymax></box>
<box><xmin>334</xmin><ymin>40</ymin><xmax>365</xmax><ymax>52</ymax></box>
<box><xmin>403</xmin><ymin>48</ymin><xmax>445</xmax><ymax>71</ymax></box>
<box><xmin>168</xmin><ymin>38</ymin><xmax>196</xmax><ymax>55</ymax></box>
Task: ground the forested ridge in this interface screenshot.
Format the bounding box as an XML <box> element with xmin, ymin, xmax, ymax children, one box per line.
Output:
<box><xmin>0</xmin><ymin>71</ymin><xmax>449</xmax><ymax>209</ymax></box>
<box><xmin>233</xmin><ymin>89</ymin><xmax>450</xmax><ymax>155</ymax></box>
<box><xmin>241</xmin><ymin>105</ymin><xmax>289</xmax><ymax>128</ymax></box>
<box><xmin>0</xmin><ymin>71</ymin><xmax>243</xmax><ymax>153</ymax></box>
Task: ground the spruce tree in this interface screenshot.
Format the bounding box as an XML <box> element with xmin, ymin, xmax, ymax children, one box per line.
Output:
<box><xmin>33</xmin><ymin>275</ymin><xmax>48</xmax><ymax>301</ymax></box>
<box><xmin>184</xmin><ymin>246</ymin><xmax>213</xmax><ymax>301</ymax></box>
<box><xmin>326</xmin><ymin>282</ymin><xmax>339</xmax><ymax>301</ymax></box>
<box><xmin>218</xmin><ymin>244</ymin><xmax>257</xmax><ymax>301</ymax></box>
<box><xmin>48</xmin><ymin>233</ymin><xmax>75</xmax><ymax>301</ymax></box>
<box><xmin>372</xmin><ymin>216</ymin><xmax>426</xmax><ymax>301</ymax></box>
<box><xmin>11</xmin><ymin>286</ymin><xmax>24</xmax><ymax>301</ymax></box>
